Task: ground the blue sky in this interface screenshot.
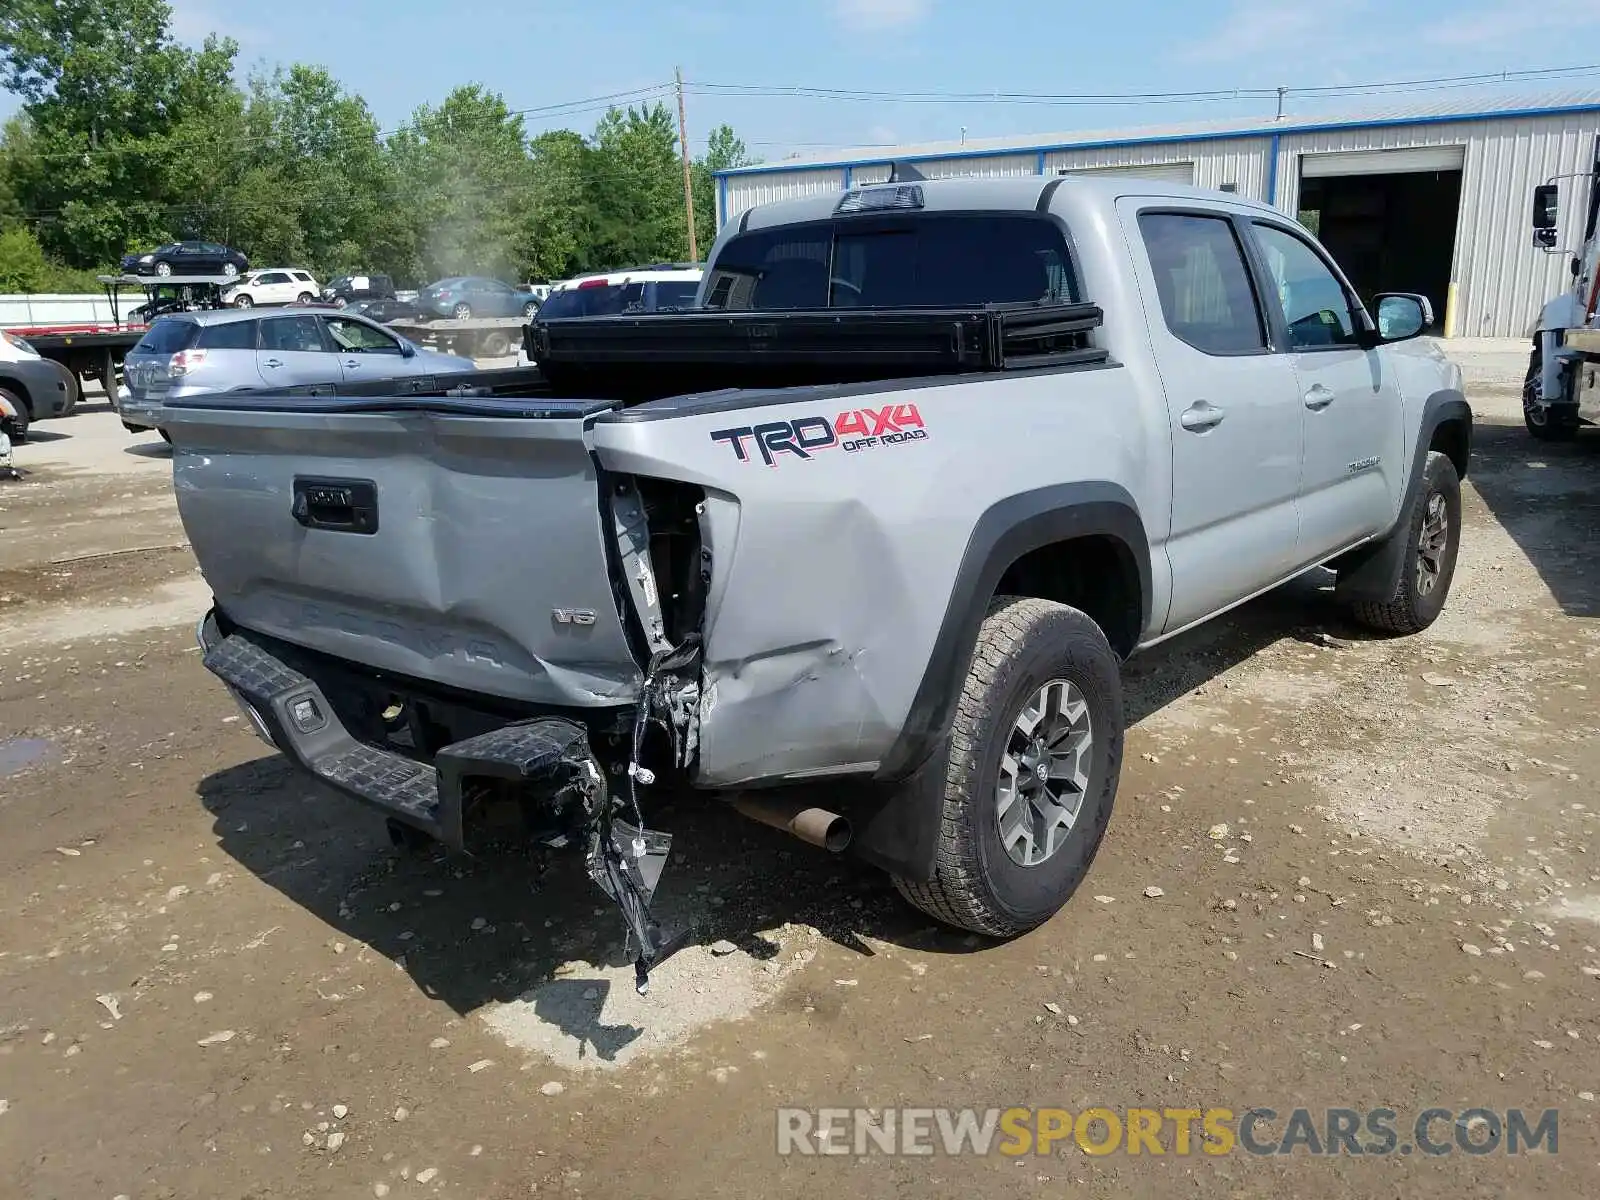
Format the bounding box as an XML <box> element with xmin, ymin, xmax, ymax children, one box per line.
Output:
<box><xmin>5</xmin><ymin>0</ymin><xmax>1600</xmax><ymax>158</ymax></box>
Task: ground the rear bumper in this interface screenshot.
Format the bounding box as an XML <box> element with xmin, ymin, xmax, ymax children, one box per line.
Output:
<box><xmin>119</xmin><ymin>392</ymin><xmax>166</xmax><ymax>430</ymax></box>
<box><xmin>196</xmin><ymin>612</ymin><xmax>598</xmax><ymax>849</ymax></box>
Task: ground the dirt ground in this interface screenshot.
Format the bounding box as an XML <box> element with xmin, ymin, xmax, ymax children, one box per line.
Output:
<box><xmin>2</xmin><ymin>352</ymin><xmax>1598</xmax><ymax>1199</ymax></box>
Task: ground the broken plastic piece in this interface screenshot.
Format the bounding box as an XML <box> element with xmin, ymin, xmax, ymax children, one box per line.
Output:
<box><xmin>586</xmin><ymin>816</ymin><xmax>685</xmax><ymax>994</ymax></box>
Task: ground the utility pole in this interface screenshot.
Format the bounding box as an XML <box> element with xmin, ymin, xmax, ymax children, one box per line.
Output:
<box><xmin>676</xmin><ymin>67</ymin><xmax>699</xmax><ymax>263</ymax></box>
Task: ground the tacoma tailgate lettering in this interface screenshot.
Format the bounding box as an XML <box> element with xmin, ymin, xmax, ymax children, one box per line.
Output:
<box><xmin>709</xmin><ymin>404</ymin><xmax>928</xmax><ymax>466</ymax></box>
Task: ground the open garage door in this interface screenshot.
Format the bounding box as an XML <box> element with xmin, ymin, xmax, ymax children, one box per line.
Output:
<box><xmin>1063</xmin><ymin>162</ymin><xmax>1196</xmax><ymax>184</ymax></box>
<box><xmin>1297</xmin><ymin>146</ymin><xmax>1465</xmax><ymax>335</ymax></box>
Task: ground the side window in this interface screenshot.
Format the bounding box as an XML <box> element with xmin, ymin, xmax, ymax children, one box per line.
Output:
<box><xmin>260</xmin><ymin>315</ymin><xmax>329</xmax><ymax>353</ymax></box>
<box><xmin>257</xmin><ymin>272</ymin><xmax>289</xmax><ymax>286</ymax></box>
<box><xmin>198</xmin><ymin>321</ymin><xmax>258</xmax><ymax>351</ymax></box>
<box><xmin>1137</xmin><ymin>212</ymin><xmax>1266</xmax><ymax>355</ymax></box>
<box><xmin>1250</xmin><ymin>223</ymin><xmax>1361</xmax><ymax>350</ymax></box>
<box><xmin>324</xmin><ymin>317</ymin><xmax>401</xmax><ymax>354</ymax></box>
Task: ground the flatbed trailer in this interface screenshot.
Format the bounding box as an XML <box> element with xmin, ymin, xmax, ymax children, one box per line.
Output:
<box><xmin>6</xmin><ymin>273</ymin><xmax>241</xmax><ymax>399</ymax></box>
<box><xmin>388</xmin><ymin>316</ymin><xmax>528</xmax><ymax>360</ymax></box>
<box><xmin>11</xmin><ymin>324</ymin><xmax>146</xmax><ymax>395</ymax></box>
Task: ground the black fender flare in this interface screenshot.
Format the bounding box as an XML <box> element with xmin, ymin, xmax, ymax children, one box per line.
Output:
<box><xmin>1332</xmin><ymin>389</ymin><xmax>1472</xmax><ymax>604</ymax></box>
<box><xmin>846</xmin><ymin>481</ymin><xmax>1151</xmax><ymax>883</ymax></box>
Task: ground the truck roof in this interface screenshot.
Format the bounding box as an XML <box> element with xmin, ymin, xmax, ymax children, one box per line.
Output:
<box><xmin>735</xmin><ymin>173</ymin><xmax>1280</xmax><ymax>233</ymax></box>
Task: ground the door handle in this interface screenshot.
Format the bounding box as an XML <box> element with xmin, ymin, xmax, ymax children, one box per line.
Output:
<box><xmin>344</xmin><ymin>359</ymin><xmax>361</xmax><ymax>369</ymax></box>
<box><xmin>1180</xmin><ymin>401</ymin><xmax>1226</xmax><ymax>432</ymax></box>
<box><xmin>263</xmin><ymin>358</ymin><xmax>283</xmax><ymax>368</ymax></box>
<box><xmin>1304</xmin><ymin>384</ymin><xmax>1336</xmax><ymax>410</ymax></box>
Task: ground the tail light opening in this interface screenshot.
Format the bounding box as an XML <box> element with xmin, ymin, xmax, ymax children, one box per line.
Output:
<box><xmin>169</xmin><ymin>349</ymin><xmax>208</xmax><ymax>377</ymax></box>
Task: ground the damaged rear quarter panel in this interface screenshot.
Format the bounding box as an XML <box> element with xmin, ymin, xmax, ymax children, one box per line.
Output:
<box><xmin>589</xmin><ymin>369</ymin><xmax>1157</xmax><ymax>787</ymax></box>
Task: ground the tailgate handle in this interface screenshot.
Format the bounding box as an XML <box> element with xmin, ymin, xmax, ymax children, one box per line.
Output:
<box><xmin>292</xmin><ymin>477</ymin><xmax>379</xmax><ymax>534</ymax></box>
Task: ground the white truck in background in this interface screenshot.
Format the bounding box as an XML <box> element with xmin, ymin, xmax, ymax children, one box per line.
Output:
<box><xmin>1525</xmin><ymin>142</ymin><xmax>1600</xmax><ymax>441</ymax></box>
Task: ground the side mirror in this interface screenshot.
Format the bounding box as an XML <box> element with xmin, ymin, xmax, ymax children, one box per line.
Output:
<box><xmin>1373</xmin><ymin>293</ymin><xmax>1431</xmax><ymax>343</ymax></box>
<box><xmin>1532</xmin><ymin>184</ymin><xmax>1559</xmax><ymax>248</ymax></box>
<box><xmin>399</xmin><ymin>340</ymin><xmax>417</xmax><ymax>358</ymax></box>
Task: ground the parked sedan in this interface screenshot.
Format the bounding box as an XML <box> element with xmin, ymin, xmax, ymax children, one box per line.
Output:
<box><xmin>119</xmin><ymin>241</ymin><xmax>251</xmax><ymax>278</ymax></box>
<box><xmin>417</xmin><ymin>276</ymin><xmax>541</xmax><ymax>321</ymax></box>
<box><xmin>118</xmin><ymin>308</ymin><xmax>476</xmax><ymax>438</ymax></box>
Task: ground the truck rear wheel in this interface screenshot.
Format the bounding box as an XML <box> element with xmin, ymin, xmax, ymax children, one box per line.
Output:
<box><xmin>893</xmin><ymin>597</ymin><xmax>1123</xmax><ymax>937</ymax></box>
<box><xmin>1349</xmin><ymin>450</ymin><xmax>1461</xmax><ymax>635</ymax></box>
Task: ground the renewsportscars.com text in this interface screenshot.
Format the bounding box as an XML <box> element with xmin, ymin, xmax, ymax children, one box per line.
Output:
<box><xmin>775</xmin><ymin>1105</ymin><xmax>1559</xmax><ymax>1158</ymax></box>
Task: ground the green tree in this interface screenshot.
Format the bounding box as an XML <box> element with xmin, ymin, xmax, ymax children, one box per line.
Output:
<box><xmin>0</xmin><ymin>0</ymin><xmax>239</xmax><ymax>266</ymax></box>
<box><xmin>526</xmin><ymin>130</ymin><xmax>596</xmax><ymax>281</ymax></box>
<box><xmin>693</xmin><ymin>124</ymin><xmax>755</xmax><ymax>258</ymax></box>
<box><xmin>0</xmin><ymin>224</ymin><xmax>51</xmax><ymax>292</ymax></box>
<box><xmin>388</xmin><ymin>85</ymin><xmax>535</xmax><ymax>283</ymax></box>
<box><xmin>585</xmin><ymin>103</ymin><xmax>688</xmax><ymax>268</ymax></box>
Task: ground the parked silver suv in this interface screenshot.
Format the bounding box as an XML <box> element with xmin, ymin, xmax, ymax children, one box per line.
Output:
<box><xmin>120</xmin><ymin>308</ymin><xmax>478</xmax><ymax>437</ymax></box>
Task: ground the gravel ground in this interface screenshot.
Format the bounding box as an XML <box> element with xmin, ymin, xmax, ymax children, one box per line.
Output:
<box><xmin>2</xmin><ymin>342</ymin><xmax>1599</xmax><ymax>1199</ymax></box>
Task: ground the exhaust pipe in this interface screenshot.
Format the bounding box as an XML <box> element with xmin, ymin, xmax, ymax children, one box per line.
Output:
<box><xmin>730</xmin><ymin>795</ymin><xmax>852</xmax><ymax>853</ymax></box>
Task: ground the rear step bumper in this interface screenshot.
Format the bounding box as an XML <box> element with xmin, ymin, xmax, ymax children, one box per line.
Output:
<box><xmin>196</xmin><ymin>613</ymin><xmax>594</xmax><ymax>849</ymax></box>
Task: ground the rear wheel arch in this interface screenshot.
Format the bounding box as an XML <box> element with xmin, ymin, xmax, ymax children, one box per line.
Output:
<box><xmin>874</xmin><ymin>482</ymin><xmax>1150</xmax><ymax>788</ymax></box>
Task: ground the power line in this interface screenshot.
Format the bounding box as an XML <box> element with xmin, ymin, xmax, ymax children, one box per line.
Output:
<box><xmin>686</xmin><ymin>62</ymin><xmax>1600</xmax><ymax>108</ymax></box>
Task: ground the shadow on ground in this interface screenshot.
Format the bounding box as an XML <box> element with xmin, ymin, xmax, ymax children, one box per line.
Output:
<box><xmin>1467</xmin><ymin>417</ymin><xmax>1600</xmax><ymax>618</ymax></box>
<box><xmin>194</xmin><ymin>568</ymin><xmax>1363</xmax><ymax>1023</ymax></box>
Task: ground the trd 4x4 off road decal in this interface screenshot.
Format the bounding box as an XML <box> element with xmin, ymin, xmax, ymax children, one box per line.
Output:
<box><xmin>710</xmin><ymin>403</ymin><xmax>929</xmax><ymax>466</ymax></box>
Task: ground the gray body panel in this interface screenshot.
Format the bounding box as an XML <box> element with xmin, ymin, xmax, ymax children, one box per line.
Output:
<box><xmin>167</xmin><ymin>404</ymin><xmax>639</xmax><ymax>705</ymax></box>
<box><xmin>166</xmin><ymin>175</ymin><xmax>1465</xmax><ymax>791</ymax></box>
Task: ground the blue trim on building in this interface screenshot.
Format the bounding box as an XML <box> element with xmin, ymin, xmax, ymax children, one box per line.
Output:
<box><xmin>1036</xmin><ymin>149</ymin><xmax>1047</xmax><ymax>175</ymax></box>
<box><xmin>1266</xmin><ymin>131</ymin><xmax>1280</xmax><ymax>208</ymax></box>
<box><xmin>717</xmin><ymin>174</ymin><xmax>728</xmax><ymax>229</ymax></box>
<box><xmin>714</xmin><ymin>100</ymin><xmax>1600</xmax><ymax>181</ymax></box>
<box><xmin>844</xmin><ymin>164</ymin><xmax>853</xmax><ymax>187</ymax></box>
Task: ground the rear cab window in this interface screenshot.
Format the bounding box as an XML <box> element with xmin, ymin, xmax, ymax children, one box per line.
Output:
<box><xmin>701</xmin><ymin>212</ymin><xmax>1077</xmax><ymax>310</ymax></box>
<box><xmin>1136</xmin><ymin>211</ymin><xmax>1267</xmax><ymax>355</ymax></box>
<box><xmin>134</xmin><ymin>317</ymin><xmax>199</xmax><ymax>355</ymax></box>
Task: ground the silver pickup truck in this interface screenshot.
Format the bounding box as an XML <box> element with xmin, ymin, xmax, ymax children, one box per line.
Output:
<box><xmin>166</xmin><ymin>175</ymin><xmax>1471</xmax><ymax>990</ymax></box>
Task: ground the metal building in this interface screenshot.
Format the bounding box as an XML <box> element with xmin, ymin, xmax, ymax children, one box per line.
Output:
<box><xmin>715</xmin><ymin>91</ymin><xmax>1600</xmax><ymax>338</ymax></box>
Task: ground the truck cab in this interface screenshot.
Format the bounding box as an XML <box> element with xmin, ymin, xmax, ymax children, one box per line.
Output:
<box><xmin>1525</xmin><ymin>143</ymin><xmax>1600</xmax><ymax>439</ymax></box>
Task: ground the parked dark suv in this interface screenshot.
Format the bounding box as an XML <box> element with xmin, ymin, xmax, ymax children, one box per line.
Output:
<box><xmin>322</xmin><ymin>274</ymin><xmax>397</xmax><ymax>307</ymax></box>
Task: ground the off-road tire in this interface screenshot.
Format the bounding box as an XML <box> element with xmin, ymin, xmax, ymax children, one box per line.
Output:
<box><xmin>892</xmin><ymin>596</ymin><xmax>1124</xmax><ymax>937</ymax></box>
<box><xmin>1350</xmin><ymin>450</ymin><xmax>1461</xmax><ymax>635</ymax></box>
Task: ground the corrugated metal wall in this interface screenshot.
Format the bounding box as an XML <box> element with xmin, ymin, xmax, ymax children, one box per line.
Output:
<box><xmin>723</xmin><ymin>166</ymin><xmax>846</xmax><ymax>225</ymax></box>
<box><xmin>1046</xmin><ymin>136</ymin><xmax>1269</xmax><ymax>198</ymax></box>
<box><xmin>721</xmin><ymin>112</ymin><xmax>1599</xmax><ymax>336</ymax></box>
<box><xmin>1273</xmin><ymin>113</ymin><xmax>1599</xmax><ymax>336</ymax></box>
<box><xmin>1449</xmin><ymin>116</ymin><xmax>1595</xmax><ymax>338</ymax></box>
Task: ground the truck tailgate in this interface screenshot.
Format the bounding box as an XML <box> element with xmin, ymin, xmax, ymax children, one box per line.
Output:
<box><xmin>163</xmin><ymin>396</ymin><xmax>641</xmax><ymax>707</ymax></box>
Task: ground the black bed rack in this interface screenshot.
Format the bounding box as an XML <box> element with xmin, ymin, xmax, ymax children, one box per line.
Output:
<box><xmin>527</xmin><ymin>301</ymin><xmax>1107</xmax><ymax>377</ymax></box>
